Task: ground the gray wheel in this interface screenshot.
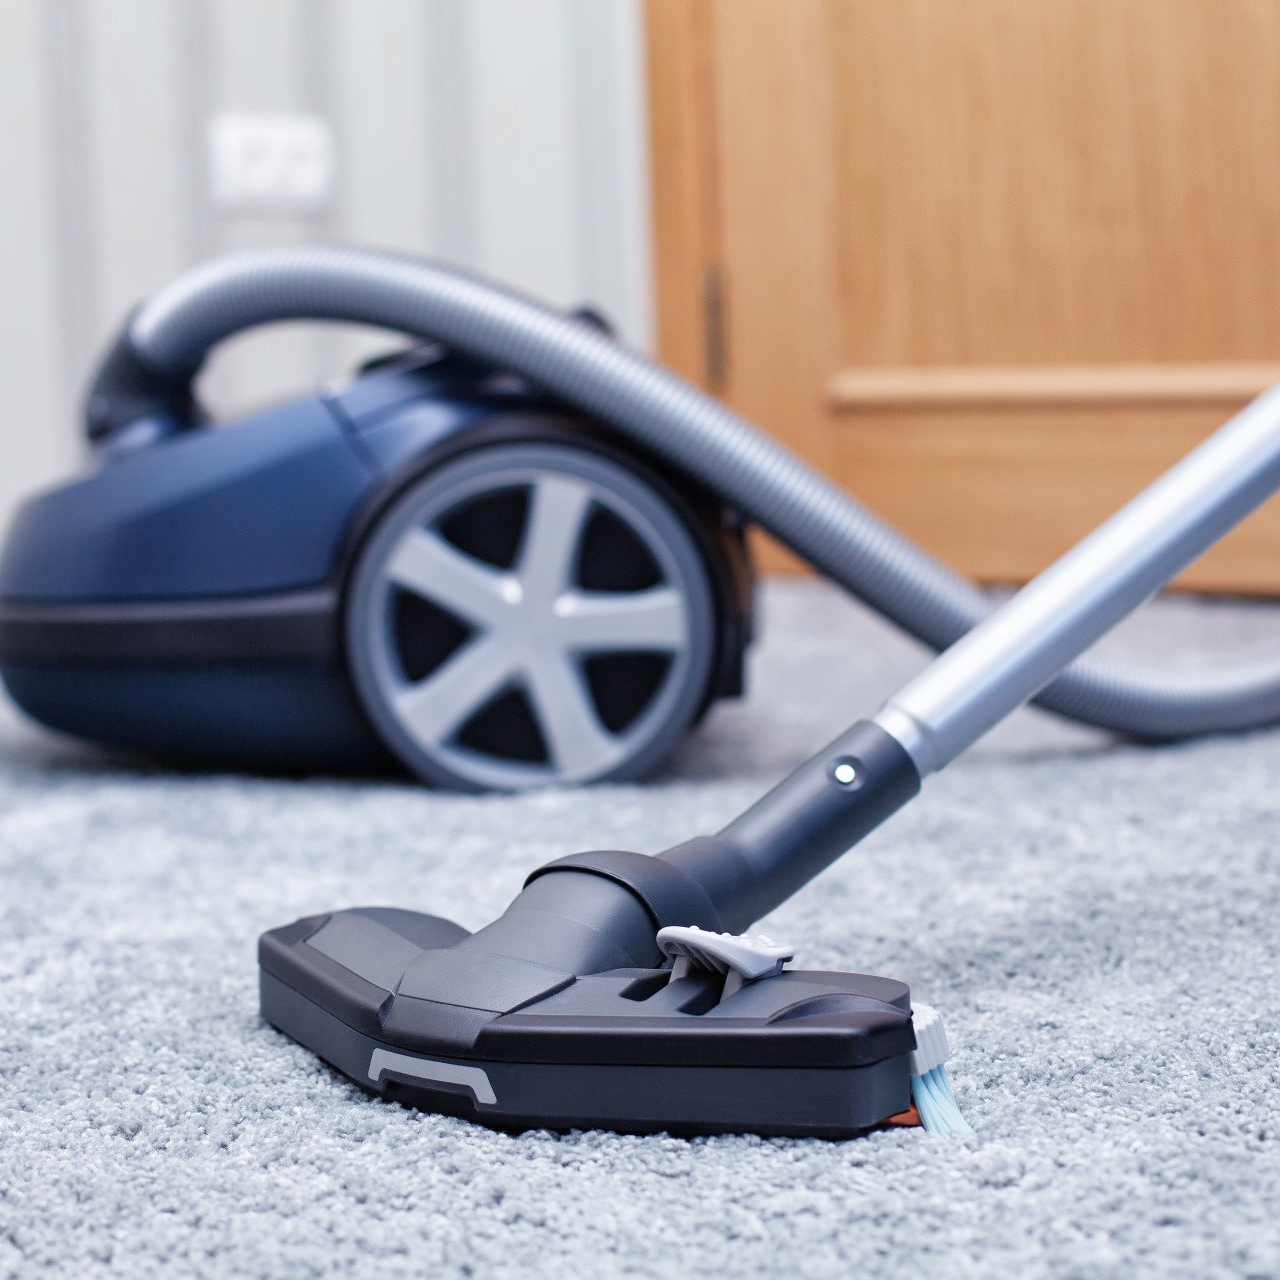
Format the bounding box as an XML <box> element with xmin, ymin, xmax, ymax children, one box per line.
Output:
<box><xmin>345</xmin><ymin>440</ymin><xmax>717</xmax><ymax>790</ymax></box>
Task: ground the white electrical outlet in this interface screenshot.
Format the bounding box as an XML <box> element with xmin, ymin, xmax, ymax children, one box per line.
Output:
<box><xmin>209</xmin><ymin>111</ymin><xmax>335</xmax><ymax>218</ymax></box>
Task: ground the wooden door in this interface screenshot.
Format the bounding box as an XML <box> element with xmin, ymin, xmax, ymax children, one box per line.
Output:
<box><xmin>648</xmin><ymin>0</ymin><xmax>1280</xmax><ymax>591</ymax></box>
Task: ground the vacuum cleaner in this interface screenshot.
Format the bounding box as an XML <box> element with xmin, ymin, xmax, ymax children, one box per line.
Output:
<box><xmin>8</xmin><ymin>244</ymin><xmax>1280</xmax><ymax>1135</ymax></box>
<box><xmin>0</xmin><ymin>302</ymin><xmax>752</xmax><ymax>791</ymax></box>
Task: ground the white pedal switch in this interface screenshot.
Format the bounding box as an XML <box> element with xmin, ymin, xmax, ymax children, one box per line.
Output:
<box><xmin>656</xmin><ymin>925</ymin><xmax>795</xmax><ymax>999</ymax></box>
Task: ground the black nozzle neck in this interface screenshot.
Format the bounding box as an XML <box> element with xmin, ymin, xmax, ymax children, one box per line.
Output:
<box><xmin>661</xmin><ymin>720</ymin><xmax>921</xmax><ymax>929</ymax></box>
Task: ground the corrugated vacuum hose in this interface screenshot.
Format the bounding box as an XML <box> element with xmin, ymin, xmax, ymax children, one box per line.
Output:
<box><xmin>95</xmin><ymin>242</ymin><xmax>1280</xmax><ymax>741</ymax></box>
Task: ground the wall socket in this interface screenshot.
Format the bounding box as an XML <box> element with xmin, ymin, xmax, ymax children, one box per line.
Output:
<box><xmin>209</xmin><ymin>110</ymin><xmax>336</xmax><ymax>218</ymax></box>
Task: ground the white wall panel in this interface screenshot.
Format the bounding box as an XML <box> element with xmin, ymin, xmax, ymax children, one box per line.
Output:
<box><xmin>422</xmin><ymin>0</ymin><xmax>478</xmax><ymax>267</ymax></box>
<box><xmin>0</xmin><ymin>0</ymin><xmax>73</xmax><ymax>522</ymax></box>
<box><xmin>82</xmin><ymin>0</ymin><xmax>190</xmax><ymax>323</ymax></box>
<box><xmin>201</xmin><ymin>0</ymin><xmax>324</xmax><ymax>413</ymax></box>
<box><xmin>467</xmin><ymin>0</ymin><xmax>583</xmax><ymax>306</ymax></box>
<box><xmin>568</xmin><ymin>0</ymin><xmax>653</xmax><ymax>347</ymax></box>
<box><xmin>326</xmin><ymin>0</ymin><xmax>438</xmax><ymax>372</ymax></box>
<box><xmin>0</xmin><ymin>0</ymin><xmax>653</xmax><ymax>532</ymax></box>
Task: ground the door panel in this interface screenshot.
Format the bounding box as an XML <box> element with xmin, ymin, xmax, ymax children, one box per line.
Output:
<box><xmin>647</xmin><ymin>0</ymin><xmax>1280</xmax><ymax>591</ymax></box>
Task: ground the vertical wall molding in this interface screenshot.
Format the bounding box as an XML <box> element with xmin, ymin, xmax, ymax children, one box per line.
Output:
<box><xmin>176</xmin><ymin>0</ymin><xmax>217</xmax><ymax>264</ymax></box>
<box><xmin>298</xmin><ymin>0</ymin><xmax>343</xmax><ymax>376</ymax></box>
<box><xmin>0</xmin><ymin>0</ymin><xmax>74</xmax><ymax>522</ymax></box>
<box><xmin>41</xmin><ymin>0</ymin><xmax>97</xmax><ymax>382</ymax></box>
<box><xmin>424</xmin><ymin>0</ymin><xmax>478</xmax><ymax>267</ymax></box>
<box><xmin>568</xmin><ymin>0</ymin><xmax>653</xmax><ymax>349</ymax></box>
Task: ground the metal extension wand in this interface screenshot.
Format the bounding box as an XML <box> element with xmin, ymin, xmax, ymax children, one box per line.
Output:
<box><xmin>666</xmin><ymin>381</ymin><xmax>1280</xmax><ymax>929</ymax></box>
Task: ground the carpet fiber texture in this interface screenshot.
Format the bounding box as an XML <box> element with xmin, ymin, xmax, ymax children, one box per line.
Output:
<box><xmin>3</xmin><ymin>579</ymin><xmax>1280</xmax><ymax>1279</ymax></box>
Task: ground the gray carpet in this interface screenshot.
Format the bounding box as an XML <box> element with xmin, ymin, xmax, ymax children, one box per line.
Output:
<box><xmin>3</xmin><ymin>578</ymin><xmax>1280</xmax><ymax>1279</ymax></box>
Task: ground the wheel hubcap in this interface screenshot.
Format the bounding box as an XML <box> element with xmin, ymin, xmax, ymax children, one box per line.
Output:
<box><xmin>349</xmin><ymin>448</ymin><xmax>711</xmax><ymax>790</ymax></box>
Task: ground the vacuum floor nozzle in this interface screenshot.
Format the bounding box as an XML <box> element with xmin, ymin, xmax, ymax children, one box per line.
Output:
<box><xmin>260</xmin><ymin>907</ymin><xmax>918</xmax><ymax>1138</ymax></box>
